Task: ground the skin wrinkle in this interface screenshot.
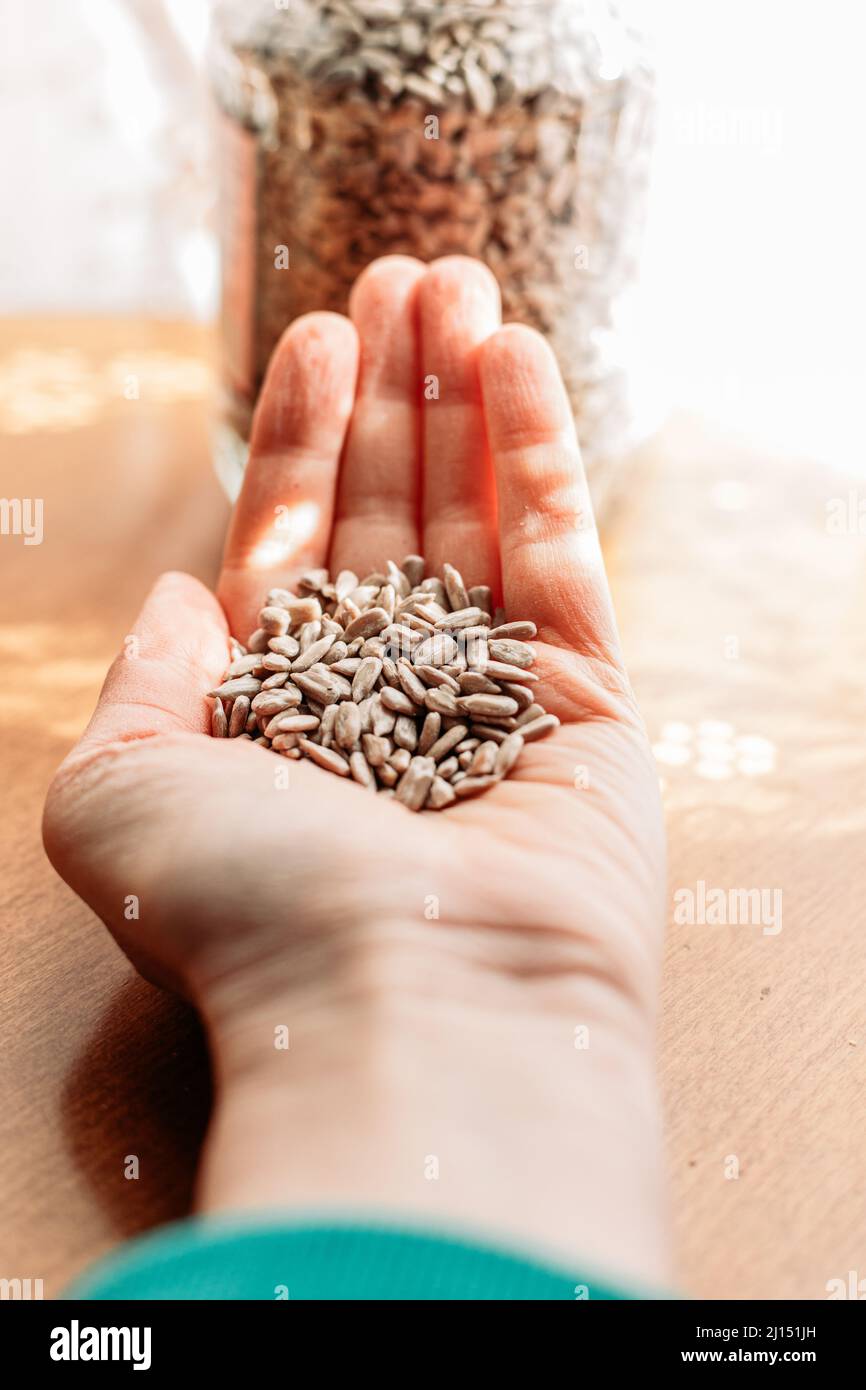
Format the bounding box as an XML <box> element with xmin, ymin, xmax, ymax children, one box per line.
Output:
<box><xmin>507</xmin><ymin>486</ymin><xmax>591</xmax><ymax>542</ymax></box>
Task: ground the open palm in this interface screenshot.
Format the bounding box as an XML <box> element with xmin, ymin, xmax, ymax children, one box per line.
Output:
<box><xmin>44</xmin><ymin>256</ymin><xmax>664</xmax><ymax>1041</ymax></box>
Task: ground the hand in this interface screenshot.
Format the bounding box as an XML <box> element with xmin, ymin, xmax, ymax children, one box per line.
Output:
<box><xmin>44</xmin><ymin>257</ymin><xmax>668</xmax><ymax>1287</ymax></box>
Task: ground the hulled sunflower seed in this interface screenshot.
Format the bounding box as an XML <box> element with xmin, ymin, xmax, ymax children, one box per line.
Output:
<box><xmin>457</xmin><ymin>693</ymin><xmax>519</xmax><ymax>719</ymax></box>
<box><xmin>297</xmin><ymin>620</ymin><xmax>323</xmax><ymax>652</ymax></box>
<box><xmin>319</xmin><ymin>703</ymin><xmax>339</xmax><ymax>750</ymax></box>
<box><xmin>264</xmin><ymin>638</ymin><xmax>291</xmax><ymax>665</ymax></box>
<box><xmin>261</xmin><ymin>653</ymin><xmax>293</xmax><ymax>672</ymax></box>
<box><xmin>515</xmin><ymin>702</ymin><xmax>546</xmax><ymax>727</ymax></box>
<box><xmin>469</xmin><ymin>741</ymin><xmax>499</xmax><ymax>775</ymax></box>
<box><xmin>454</xmin><ymin>738</ymin><xmax>480</xmax><ymax>755</ymax></box>
<box><xmin>482</xmin><ymin>659</ymin><xmax>539</xmax><ymax>684</ymax></box>
<box><xmin>418</xmin><ymin>710</ymin><xmax>441</xmax><ymax>754</ymax></box>
<box><xmin>495</xmin><ymin>731</ymin><xmax>525</xmax><ymax>776</ymax></box>
<box><xmin>442</xmin><ymin>562</ymin><xmax>470</xmax><ymax>611</ymax></box>
<box><xmin>382</xmin><ymin>624</ymin><xmax>420</xmax><ymax>656</ymax></box>
<box><xmin>488</xmin><ymin>638</ymin><xmax>535</xmax><ymax>668</ymax></box>
<box><xmin>330</xmin><ymin>658</ymin><xmax>363</xmax><ymax>677</ymax></box>
<box><xmin>349</xmin><ymin>750</ymin><xmax>375</xmax><ymax>788</ymax></box>
<box><xmin>400</xmin><ymin>612</ymin><xmax>436</xmax><ymax>635</ymax></box>
<box><xmin>500</xmin><ymin>681</ymin><xmax>535</xmax><ymax>712</ymax></box>
<box><xmin>468</xmin><ymin>585</ymin><xmax>493</xmax><ymax>614</ymax></box>
<box><xmin>357</xmin><ymin>696</ymin><xmax>375</xmax><ymax>733</ymax></box>
<box><xmin>393</xmin><ymin>714</ymin><xmax>418</xmax><ymax>751</ymax></box>
<box><xmin>334</xmin><ymin>569</ymin><xmax>359</xmax><ymax>602</ymax></box>
<box><xmin>259</xmin><ymin>605</ymin><xmax>290</xmax><ymax>636</ymax></box>
<box><xmin>489</xmin><ymin>620</ymin><xmax>537</xmax><ymax>641</ymax></box>
<box><xmin>402</xmin><ymin>554</ymin><xmax>425</xmax><ymax>587</ymax></box>
<box><xmin>396</xmin><ymin>659</ymin><xmax>428</xmax><ymax>705</ymax></box>
<box><xmin>352</xmin><ymin>655</ymin><xmax>383</xmax><ymax>701</ymax></box>
<box><xmin>465</xmin><ymin>632</ymin><xmax>490</xmax><ymax>669</ymax></box>
<box><xmin>286</xmin><ymin>597</ymin><xmax>322</xmax><ymax>626</ymax></box>
<box><xmin>427</xmin><ymin>776</ymin><xmax>457</xmax><ymax>810</ymax></box>
<box><xmin>518</xmin><ymin>713</ymin><xmax>561</xmax><ymax>742</ymax></box>
<box><xmin>271</xmin><ymin>733</ymin><xmax>300</xmax><ymax>752</ymax></box>
<box><xmin>389</xmin><ymin>747</ymin><xmax>412</xmax><ymax>774</ymax></box>
<box><xmin>343</xmin><ymin>607</ymin><xmax>390</xmax><ymax>642</ymax></box>
<box><xmin>265</xmin><ymin>712</ymin><xmax>320</xmax><ymax>738</ymax></box>
<box><xmin>228</xmin><ymin>695</ymin><xmax>251</xmax><ymax>738</ymax></box>
<box><xmin>454</xmin><ymin>774</ymin><xmax>499</xmax><ymax>799</ymax></box>
<box><xmin>292</xmin><ymin>633</ymin><xmax>337</xmax><ymax>672</ymax></box>
<box><xmin>380</xmin><ymin>685</ymin><xmax>416</xmax><ymax>717</ymax></box>
<box><xmin>251</xmin><ymin>687</ymin><xmax>302</xmax><ymax>715</ymax></box>
<box><xmin>298</xmin><ymin>738</ymin><xmax>351</xmax><ymax>777</ymax></box>
<box><xmin>209</xmin><ymin>675</ymin><xmax>262</xmax><ymax>700</ymax></box>
<box><xmin>293</xmin><ymin>671</ymin><xmax>342</xmax><ymax>705</ymax></box>
<box><xmin>434</xmin><ymin>606</ymin><xmax>490</xmax><ymax>631</ymax></box>
<box><xmin>298</xmin><ymin>570</ymin><xmax>328</xmax><ymax>593</ymax></box>
<box><xmin>361</xmin><ymin>733</ymin><xmax>391</xmax><ymax>767</ymax></box>
<box><xmin>395</xmin><ymin>755</ymin><xmax>436</xmax><ymax>810</ymax></box>
<box><xmin>414</xmin><ymin>664</ymin><xmax>460</xmax><ymax>692</ymax></box>
<box><xmin>371</xmin><ymin>697</ymin><xmax>397</xmax><ymax>736</ymax></box>
<box><xmin>207</xmin><ymin>559</ymin><xmax>557</xmax><ymax>807</ymax></box>
<box><xmin>380</xmin><ymin>656</ymin><xmax>400</xmax><ymax>687</ymax></box>
<box><xmin>419</xmin><ymin>578</ymin><xmax>448</xmax><ymax>607</ymax></box>
<box><xmin>226</xmin><ymin>653</ymin><xmax>264</xmax><ymax>678</ymax></box>
<box><xmin>335</xmin><ymin>701</ymin><xmax>361</xmax><ymax>750</ymax></box>
<box><xmin>265</xmin><ymin>588</ymin><xmax>297</xmax><ymax>610</ymax></box>
<box><xmin>386</xmin><ymin>559</ymin><xmax>410</xmax><ymax>595</ymax></box>
<box><xmin>468</xmin><ymin>722</ymin><xmax>509</xmax><ymax>744</ymax></box>
<box><xmin>378</xmin><ymin>583</ymin><xmax>397</xmax><ymax>622</ymax></box>
<box><xmin>211</xmin><ymin>698</ymin><xmax>228</xmax><ymax>738</ymax></box>
<box><xmin>412</xmin><ymin>633</ymin><xmax>458</xmax><ymax>667</ymax></box>
<box><xmin>424</xmin><ymin>686</ymin><xmax>459</xmax><ymax>718</ymax></box>
<box><xmin>408</xmin><ymin>600</ymin><xmax>448</xmax><ymax>626</ymax></box>
<box><xmin>426</xmin><ymin>723</ymin><xmax>468</xmax><ymax>762</ymax></box>
<box><xmin>347</xmin><ymin>586</ymin><xmax>378</xmax><ymax>610</ymax></box>
<box><xmin>459</xmin><ymin>670</ymin><xmax>500</xmax><ymax>695</ymax></box>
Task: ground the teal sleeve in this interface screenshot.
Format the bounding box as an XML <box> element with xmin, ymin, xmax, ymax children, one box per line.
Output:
<box><xmin>66</xmin><ymin>1219</ymin><xmax>643</xmax><ymax>1301</ymax></box>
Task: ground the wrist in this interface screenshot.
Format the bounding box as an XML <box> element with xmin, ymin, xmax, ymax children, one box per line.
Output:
<box><xmin>193</xmin><ymin>919</ymin><xmax>670</xmax><ymax>1288</ymax></box>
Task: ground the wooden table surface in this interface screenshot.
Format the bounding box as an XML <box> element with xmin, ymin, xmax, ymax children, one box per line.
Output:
<box><xmin>1</xmin><ymin>318</ymin><xmax>864</xmax><ymax>1300</ymax></box>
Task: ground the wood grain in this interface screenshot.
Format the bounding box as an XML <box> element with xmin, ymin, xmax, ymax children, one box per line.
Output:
<box><xmin>1</xmin><ymin>320</ymin><xmax>863</xmax><ymax>1298</ymax></box>
<box><xmin>0</xmin><ymin>320</ymin><xmax>227</xmax><ymax>1295</ymax></box>
<box><xmin>610</xmin><ymin>420</ymin><xmax>866</xmax><ymax>1299</ymax></box>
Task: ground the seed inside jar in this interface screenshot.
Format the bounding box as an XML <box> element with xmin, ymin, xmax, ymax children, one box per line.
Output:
<box><xmin>207</xmin><ymin>557</ymin><xmax>559</xmax><ymax>811</ymax></box>
<box><xmin>211</xmin><ymin>2</ymin><xmax>655</xmax><ymax>518</ymax></box>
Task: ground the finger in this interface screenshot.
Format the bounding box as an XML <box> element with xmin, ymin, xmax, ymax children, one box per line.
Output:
<box><xmin>218</xmin><ymin>312</ymin><xmax>359</xmax><ymax>640</ymax></box>
<box><xmin>478</xmin><ymin>324</ymin><xmax>620</xmax><ymax>661</ymax></box>
<box><xmin>70</xmin><ymin>571</ymin><xmax>228</xmax><ymax>762</ymax></box>
<box><xmin>330</xmin><ymin>256</ymin><xmax>425</xmax><ymax>576</ymax></box>
<box><xmin>419</xmin><ymin>256</ymin><xmax>501</xmax><ymax>590</ymax></box>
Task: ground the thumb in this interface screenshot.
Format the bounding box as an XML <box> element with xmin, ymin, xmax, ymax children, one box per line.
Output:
<box><xmin>69</xmin><ymin>570</ymin><xmax>229</xmax><ymax>766</ymax></box>
<box><xmin>42</xmin><ymin>572</ymin><xmax>229</xmax><ymax>990</ymax></box>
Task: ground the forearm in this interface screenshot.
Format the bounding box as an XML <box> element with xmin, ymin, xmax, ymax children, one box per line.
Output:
<box><xmin>194</xmin><ymin>924</ymin><xmax>671</xmax><ymax>1289</ymax></box>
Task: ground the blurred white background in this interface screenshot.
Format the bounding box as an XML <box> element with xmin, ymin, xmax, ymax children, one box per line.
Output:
<box><xmin>3</xmin><ymin>0</ymin><xmax>864</xmax><ymax>466</ymax></box>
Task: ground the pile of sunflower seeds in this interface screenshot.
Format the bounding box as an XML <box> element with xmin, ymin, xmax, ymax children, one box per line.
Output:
<box><xmin>208</xmin><ymin>556</ymin><xmax>558</xmax><ymax>810</ymax></box>
<box><xmin>212</xmin><ymin>0</ymin><xmax>654</xmax><ymax>516</ymax></box>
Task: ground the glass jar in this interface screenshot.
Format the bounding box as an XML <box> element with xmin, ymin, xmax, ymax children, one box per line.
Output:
<box><xmin>210</xmin><ymin>0</ymin><xmax>655</xmax><ymax>516</ymax></box>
